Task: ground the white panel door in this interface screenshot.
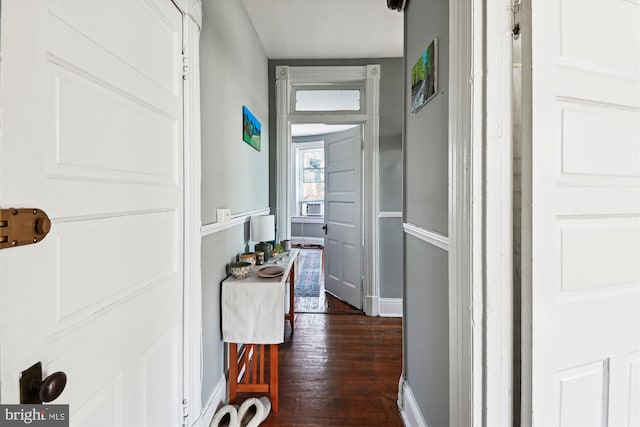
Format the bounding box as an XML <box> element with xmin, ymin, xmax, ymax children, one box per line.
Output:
<box><xmin>527</xmin><ymin>1</ymin><xmax>640</xmax><ymax>425</ymax></box>
<box><xmin>324</xmin><ymin>126</ymin><xmax>363</xmax><ymax>309</ymax></box>
<box><xmin>0</xmin><ymin>1</ymin><xmax>184</xmax><ymax>425</ymax></box>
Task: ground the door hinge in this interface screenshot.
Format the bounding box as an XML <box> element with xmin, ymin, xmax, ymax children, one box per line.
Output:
<box><xmin>182</xmin><ymin>398</ymin><xmax>189</xmax><ymax>426</ymax></box>
<box><xmin>511</xmin><ymin>0</ymin><xmax>522</xmax><ymax>39</ymax></box>
<box><xmin>182</xmin><ymin>55</ymin><xmax>189</xmax><ymax>80</ymax></box>
<box><xmin>0</xmin><ymin>208</ymin><xmax>51</xmax><ymax>250</ymax></box>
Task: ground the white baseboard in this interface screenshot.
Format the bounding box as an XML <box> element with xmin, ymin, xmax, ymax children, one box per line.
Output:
<box><xmin>291</xmin><ymin>236</ymin><xmax>324</xmax><ymax>246</ymax></box>
<box><xmin>400</xmin><ymin>381</ymin><xmax>429</xmax><ymax>427</ymax></box>
<box><xmin>192</xmin><ymin>375</ymin><xmax>226</xmax><ymax>427</ymax></box>
<box><xmin>364</xmin><ymin>295</ymin><xmax>379</xmax><ymax>317</ymax></box>
<box><xmin>379</xmin><ymin>298</ymin><xmax>403</xmax><ymax>317</ymax></box>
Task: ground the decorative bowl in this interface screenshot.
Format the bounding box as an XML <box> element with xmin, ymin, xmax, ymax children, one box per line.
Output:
<box><xmin>229</xmin><ymin>262</ymin><xmax>252</xmax><ymax>279</ymax></box>
<box><xmin>239</xmin><ymin>252</ymin><xmax>257</xmax><ymax>266</ymax></box>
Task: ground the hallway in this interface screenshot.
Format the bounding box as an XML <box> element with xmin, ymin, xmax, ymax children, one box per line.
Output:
<box><xmin>239</xmin><ymin>313</ymin><xmax>403</xmax><ymax>426</ymax></box>
<box><xmin>293</xmin><ymin>247</ymin><xmax>362</xmax><ymax>314</ymax></box>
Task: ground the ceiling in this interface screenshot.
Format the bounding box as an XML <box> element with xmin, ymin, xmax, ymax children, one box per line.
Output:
<box><xmin>240</xmin><ymin>0</ymin><xmax>404</xmax><ymax>59</ymax></box>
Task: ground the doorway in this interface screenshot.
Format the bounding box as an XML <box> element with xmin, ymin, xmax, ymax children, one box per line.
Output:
<box><xmin>290</xmin><ymin>123</ymin><xmax>364</xmax><ymax>312</ymax></box>
<box><xmin>275</xmin><ymin>64</ymin><xmax>382</xmax><ymax>316</ymax></box>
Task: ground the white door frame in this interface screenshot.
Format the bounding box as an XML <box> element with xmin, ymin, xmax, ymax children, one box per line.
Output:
<box><xmin>448</xmin><ymin>0</ymin><xmax>514</xmax><ymax>425</ymax></box>
<box><xmin>171</xmin><ymin>0</ymin><xmax>203</xmax><ymax>425</ymax></box>
<box><xmin>276</xmin><ymin>65</ymin><xmax>381</xmax><ymax>316</ymax></box>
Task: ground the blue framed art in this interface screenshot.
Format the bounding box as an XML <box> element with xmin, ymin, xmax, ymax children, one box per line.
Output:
<box><xmin>242</xmin><ymin>106</ymin><xmax>261</xmax><ymax>151</ymax></box>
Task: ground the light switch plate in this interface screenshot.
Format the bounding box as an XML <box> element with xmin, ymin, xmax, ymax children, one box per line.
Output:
<box><xmin>217</xmin><ymin>208</ymin><xmax>231</xmax><ymax>223</ymax></box>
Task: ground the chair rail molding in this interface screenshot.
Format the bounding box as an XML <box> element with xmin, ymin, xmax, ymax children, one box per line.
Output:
<box><xmin>201</xmin><ymin>208</ymin><xmax>271</xmax><ymax>237</ymax></box>
<box><xmin>403</xmin><ymin>223</ymin><xmax>449</xmax><ymax>251</ymax></box>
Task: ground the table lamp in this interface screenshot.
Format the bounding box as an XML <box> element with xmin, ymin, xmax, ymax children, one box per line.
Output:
<box><xmin>251</xmin><ymin>215</ymin><xmax>275</xmax><ymax>261</ymax></box>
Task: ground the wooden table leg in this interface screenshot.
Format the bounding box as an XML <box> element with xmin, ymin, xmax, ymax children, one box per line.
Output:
<box><xmin>289</xmin><ymin>262</ymin><xmax>295</xmax><ymax>331</ymax></box>
<box><xmin>270</xmin><ymin>343</ymin><xmax>279</xmax><ymax>412</ymax></box>
<box><xmin>229</xmin><ymin>343</ymin><xmax>238</xmax><ymax>404</ymax></box>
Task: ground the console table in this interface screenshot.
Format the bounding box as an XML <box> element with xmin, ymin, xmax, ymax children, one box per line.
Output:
<box><xmin>221</xmin><ymin>249</ymin><xmax>298</xmax><ymax>412</ymax></box>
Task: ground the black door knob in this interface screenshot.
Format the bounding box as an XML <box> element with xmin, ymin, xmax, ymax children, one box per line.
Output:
<box><xmin>20</xmin><ymin>362</ymin><xmax>67</xmax><ymax>404</ymax></box>
<box><xmin>36</xmin><ymin>371</ymin><xmax>67</xmax><ymax>402</ymax></box>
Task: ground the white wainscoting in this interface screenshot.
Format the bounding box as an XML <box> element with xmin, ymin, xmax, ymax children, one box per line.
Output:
<box><xmin>201</xmin><ymin>208</ymin><xmax>270</xmax><ymax>237</ymax></box>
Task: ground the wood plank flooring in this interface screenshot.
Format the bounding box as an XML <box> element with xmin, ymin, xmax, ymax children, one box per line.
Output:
<box><xmin>238</xmin><ymin>313</ymin><xmax>404</xmax><ymax>427</ymax></box>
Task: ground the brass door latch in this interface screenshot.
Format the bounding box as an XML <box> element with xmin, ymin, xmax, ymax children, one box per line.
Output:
<box><xmin>0</xmin><ymin>208</ymin><xmax>51</xmax><ymax>250</ymax></box>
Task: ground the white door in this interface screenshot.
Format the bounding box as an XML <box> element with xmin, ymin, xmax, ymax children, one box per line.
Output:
<box><xmin>526</xmin><ymin>0</ymin><xmax>640</xmax><ymax>425</ymax></box>
<box><xmin>324</xmin><ymin>127</ymin><xmax>363</xmax><ymax>309</ymax></box>
<box><xmin>0</xmin><ymin>1</ymin><xmax>184</xmax><ymax>425</ymax></box>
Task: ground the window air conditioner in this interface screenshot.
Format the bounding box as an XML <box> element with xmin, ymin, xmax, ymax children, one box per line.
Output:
<box><xmin>302</xmin><ymin>202</ymin><xmax>323</xmax><ymax>216</ymax></box>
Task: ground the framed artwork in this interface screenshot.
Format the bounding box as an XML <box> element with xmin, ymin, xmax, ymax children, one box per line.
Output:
<box><xmin>411</xmin><ymin>38</ymin><xmax>438</xmax><ymax>113</ymax></box>
<box><xmin>242</xmin><ymin>106</ymin><xmax>261</xmax><ymax>151</ymax></box>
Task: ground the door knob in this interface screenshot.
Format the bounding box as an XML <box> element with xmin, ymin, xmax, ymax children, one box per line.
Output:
<box><xmin>20</xmin><ymin>362</ymin><xmax>67</xmax><ymax>404</ymax></box>
<box><xmin>322</xmin><ymin>224</ymin><xmax>328</xmax><ymax>235</ymax></box>
<box><xmin>37</xmin><ymin>371</ymin><xmax>67</xmax><ymax>402</ymax></box>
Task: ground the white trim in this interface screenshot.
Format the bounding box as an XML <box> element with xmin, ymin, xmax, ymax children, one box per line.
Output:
<box><xmin>276</xmin><ymin>65</ymin><xmax>381</xmax><ymax>316</ymax></box>
<box><xmin>364</xmin><ymin>64</ymin><xmax>381</xmax><ymax>317</ymax></box>
<box><xmin>288</xmin><ymin>66</ymin><xmax>369</xmax><ymax>84</ymax></box>
<box><xmin>182</xmin><ymin>8</ymin><xmax>203</xmax><ymax>426</ymax></box>
<box><xmin>201</xmin><ymin>208</ymin><xmax>270</xmax><ymax>237</ymax></box>
<box><xmin>276</xmin><ymin>66</ymin><xmax>292</xmax><ymax>241</ymax></box>
<box><xmin>379</xmin><ymin>298</ymin><xmax>403</xmax><ymax>317</ymax></box>
<box><xmin>483</xmin><ymin>0</ymin><xmax>514</xmax><ymax>424</ymax></box>
<box><xmin>399</xmin><ymin>381</ymin><xmax>429</xmax><ymax>427</ymax></box>
<box><xmin>403</xmin><ymin>223</ymin><xmax>449</xmax><ymax>251</ymax></box>
<box><xmin>192</xmin><ymin>375</ymin><xmax>226</xmax><ymax>427</ymax></box>
<box><xmin>448</xmin><ymin>0</ymin><xmax>484</xmax><ymax>425</ymax></box>
<box><xmin>365</xmin><ymin>295</ymin><xmax>379</xmax><ymax>317</ymax></box>
<box><xmin>520</xmin><ymin>1</ymin><xmax>533</xmax><ymax>424</ymax></box>
<box><xmin>171</xmin><ymin>0</ymin><xmax>202</xmax><ymax>29</ymax></box>
<box><xmin>378</xmin><ymin>211</ymin><xmax>403</xmax><ymax>218</ymax></box>
<box><xmin>291</xmin><ymin>236</ymin><xmax>324</xmax><ymax>246</ymax></box>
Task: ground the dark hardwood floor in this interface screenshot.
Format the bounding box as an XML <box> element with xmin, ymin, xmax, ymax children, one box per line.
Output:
<box><xmin>239</xmin><ymin>313</ymin><xmax>404</xmax><ymax>427</ymax></box>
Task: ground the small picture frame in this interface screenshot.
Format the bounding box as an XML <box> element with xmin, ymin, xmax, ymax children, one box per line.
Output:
<box><xmin>242</xmin><ymin>105</ymin><xmax>261</xmax><ymax>151</ymax></box>
<box><xmin>411</xmin><ymin>38</ymin><xmax>438</xmax><ymax>113</ymax></box>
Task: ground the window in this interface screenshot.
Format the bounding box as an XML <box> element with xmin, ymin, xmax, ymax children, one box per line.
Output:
<box><xmin>294</xmin><ymin>89</ymin><xmax>361</xmax><ymax>112</ymax></box>
<box><xmin>291</xmin><ymin>84</ymin><xmax>365</xmax><ymax>113</ymax></box>
<box><xmin>291</xmin><ymin>141</ymin><xmax>325</xmax><ymax>217</ymax></box>
<box><xmin>300</xmin><ymin>148</ymin><xmax>324</xmax><ymax>202</ymax></box>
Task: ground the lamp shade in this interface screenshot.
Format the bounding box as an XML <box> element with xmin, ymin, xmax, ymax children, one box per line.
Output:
<box><xmin>251</xmin><ymin>215</ymin><xmax>275</xmax><ymax>242</ymax></box>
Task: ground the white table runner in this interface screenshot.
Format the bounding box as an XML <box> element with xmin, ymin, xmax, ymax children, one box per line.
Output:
<box><xmin>221</xmin><ymin>250</ymin><xmax>298</xmax><ymax>344</ymax></box>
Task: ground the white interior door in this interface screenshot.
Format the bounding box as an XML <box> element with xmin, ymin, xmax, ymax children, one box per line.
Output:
<box><xmin>0</xmin><ymin>1</ymin><xmax>184</xmax><ymax>425</ymax></box>
<box><xmin>526</xmin><ymin>1</ymin><xmax>640</xmax><ymax>425</ymax></box>
<box><xmin>324</xmin><ymin>126</ymin><xmax>363</xmax><ymax>309</ymax></box>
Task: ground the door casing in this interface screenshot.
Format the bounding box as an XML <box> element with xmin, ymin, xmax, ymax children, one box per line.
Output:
<box><xmin>275</xmin><ymin>65</ymin><xmax>381</xmax><ymax>316</ymax></box>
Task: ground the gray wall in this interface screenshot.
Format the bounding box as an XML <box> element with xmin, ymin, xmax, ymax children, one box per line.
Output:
<box><xmin>405</xmin><ymin>236</ymin><xmax>449</xmax><ymax>425</ymax></box>
<box><xmin>199</xmin><ymin>0</ymin><xmax>269</xmax><ymax>407</ymax></box>
<box><xmin>291</xmin><ymin>222</ymin><xmax>324</xmax><ymax>239</ymax></box>
<box><xmin>403</xmin><ymin>0</ymin><xmax>450</xmax><ymax>425</ymax></box>
<box><xmin>269</xmin><ymin>58</ymin><xmax>403</xmax><ymax>300</ymax></box>
<box><xmin>201</xmin><ymin>2</ymin><xmax>269</xmax><ymax>224</ymax></box>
